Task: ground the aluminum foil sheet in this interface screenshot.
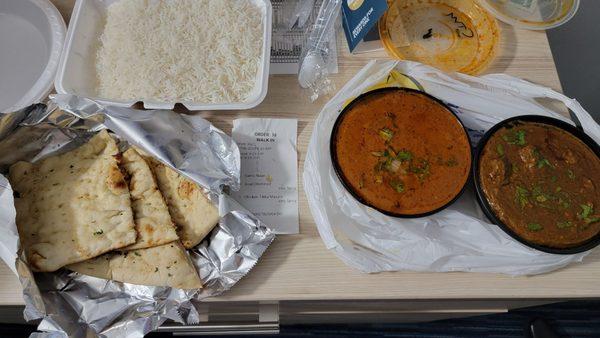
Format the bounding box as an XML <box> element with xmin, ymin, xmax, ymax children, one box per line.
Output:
<box><xmin>0</xmin><ymin>96</ymin><xmax>275</xmax><ymax>337</ymax></box>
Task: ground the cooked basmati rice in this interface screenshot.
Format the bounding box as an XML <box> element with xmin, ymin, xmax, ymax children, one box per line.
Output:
<box><xmin>95</xmin><ymin>0</ymin><xmax>263</xmax><ymax>104</ymax></box>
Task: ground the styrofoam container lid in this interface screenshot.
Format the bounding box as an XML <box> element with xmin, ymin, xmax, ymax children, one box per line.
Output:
<box><xmin>477</xmin><ymin>0</ymin><xmax>579</xmax><ymax>30</ymax></box>
<box><xmin>0</xmin><ymin>0</ymin><xmax>66</xmax><ymax>114</ymax></box>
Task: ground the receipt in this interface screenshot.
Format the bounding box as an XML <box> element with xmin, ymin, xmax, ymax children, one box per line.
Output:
<box><xmin>231</xmin><ymin>118</ymin><xmax>299</xmax><ymax>234</ymax></box>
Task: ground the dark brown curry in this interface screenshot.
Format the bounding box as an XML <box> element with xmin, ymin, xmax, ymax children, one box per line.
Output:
<box><xmin>332</xmin><ymin>89</ymin><xmax>471</xmax><ymax>216</ymax></box>
<box><xmin>479</xmin><ymin>121</ymin><xmax>600</xmax><ymax>248</ymax></box>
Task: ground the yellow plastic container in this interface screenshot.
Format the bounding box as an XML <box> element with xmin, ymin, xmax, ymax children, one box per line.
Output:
<box><xmin>379</xmin><ymin>0</ymin><xmax>500</xmax><ymax>75</ymax></box>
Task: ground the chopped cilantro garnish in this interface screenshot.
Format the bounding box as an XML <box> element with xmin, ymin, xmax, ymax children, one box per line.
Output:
<box><xmin>378</xmin><ymin>128</ymin><xmax>394</xmax><ymax>141</ymax></box>
<box><xmin>579</xmin><ymin>203</ymin><xmax>594</xmax><ymax>219</ymax></box>
<box><xmin>514</xmin><ymin>130</ymin><xmax>526</xmax><ymax>145</ymax></box>
<box><xmin>531</xmin><ymin>186</ymin><xmax>551</xmax><ymax>204</ymax></box>
<box><xmin>537</xmin><ymin>158</ymin><xmax>553</xmax><ymax>169</ymax></box>
<box><xmin>390</xmin><ymin>180</ymin><xmax>404</xmax><ymax>193</ymax></box>
<box><xmin>504</xmin><ymin>130</ymin><xmax>527</xmax><ymax>146</ymax></box>
<box><xmin>496</xmin><ymin>144</ymin><xmax>504</xmax><ymax>156</ymax></box>
<box><xmin>515</xmin><ymin>186</ymin><xmax>529</xmax><ymax>208</ymax></box>
<box><xmin>396</xmin><ymin>150</ymin><xmax>413</xmax><ymax>161</ymax></box>
<box><xmin>527</xmin><ymin>223</ymin><xmax>543</xmax><ymax>231</ymax></box>
<box><xmin>579</xmin><ymin>203</ymin><xmax>599</xmax><ymax>224</ymax></box>
<box><xmin>557</xmin><ymin>221</ymin><xmax>572</xmax><ymax>229</ymax></box>
<box><xmin>93</xmin><ymin>229</ymin><xmax>104</xmax><ymax>236</ymax></box>
<box><xmin>409</xmin><ymin>159</ymin><xmax>430</xmax><ymax>181</ymax></box>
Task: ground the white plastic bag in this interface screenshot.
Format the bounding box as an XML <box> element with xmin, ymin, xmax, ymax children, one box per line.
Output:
<box><xmin>303</xmin><ymin>60</ymin><xmax>600</xmax><ymax>275</ymax></box>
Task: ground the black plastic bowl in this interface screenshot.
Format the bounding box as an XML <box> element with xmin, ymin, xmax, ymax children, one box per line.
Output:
<box><xmin>473</xmin><ymin>115</ymin><xmax>600</xmax><ymax>255</ymax></box>
<box><xmin>330</xmin><ymin>87</ymin><xmax>472</xmax><ymax>218</ymax></box>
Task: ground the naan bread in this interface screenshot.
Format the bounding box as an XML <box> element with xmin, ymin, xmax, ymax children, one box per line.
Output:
<box><xmin>8</xmin><ymin>130</ymin><xmax>137</xmax><ymax>272</ymax></box>
<box><xmin>67</xmin><ymin>241</ymin><xmax>202</xmax><ymax>289</ymax></box>
<box><xmin>121</xmin><ymin>148</ymin><xmax>178</xmax><ymax>250</ymax></box>
<box><xmin>146</xmin><ymin>158</ymin><xmax>219</xmax><ymax>249</ymax></box>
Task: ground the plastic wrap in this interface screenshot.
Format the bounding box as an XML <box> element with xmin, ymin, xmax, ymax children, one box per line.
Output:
<box><xmin>303</xmin><ymin>60</ymin><xmax>599</xmax><ymax>275</ymax></box>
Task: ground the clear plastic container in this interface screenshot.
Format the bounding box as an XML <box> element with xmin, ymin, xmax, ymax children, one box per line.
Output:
<box><xmin>379</xmin><ymin>0</ymin><xmax>500</xmax><ymax>75</ymax></box>
<box><xmin>477</xmin><ymin>0</ymin><xmax>579</xmax><ymax>30</ymax></box>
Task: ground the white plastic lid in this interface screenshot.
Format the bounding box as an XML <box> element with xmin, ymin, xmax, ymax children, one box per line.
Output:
<box><xmin>0</xmin><ymin>0</ymin><xmax>65</xmax><ymax>114</ymax></box>
<box><xmin>477</xmin><ymin>0</ymin><xmax>580</xmax><ymax>30</ymax></box>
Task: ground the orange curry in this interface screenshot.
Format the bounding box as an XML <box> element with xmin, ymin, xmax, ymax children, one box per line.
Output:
<box><xmin>332</xmin><ymin>89</ymin><xmax>471</xmax><ymax>216</ymax></box>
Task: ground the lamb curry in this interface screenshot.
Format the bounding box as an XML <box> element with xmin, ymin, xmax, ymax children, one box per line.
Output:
<box><xmin>479</xmin><ymin>121</ymin><xmax>600</xmax><ymax>248</ymax></box>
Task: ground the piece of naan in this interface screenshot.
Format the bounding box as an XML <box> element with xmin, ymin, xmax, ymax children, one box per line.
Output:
<box><xmin>121</xmin><ymin>148</ymin><xmax>178</xmax><ymax>250</ymax></box>
<box><xmin>67</xmin><ymin>241</ymin><xmax>202</xmax><ymax>289</ymax></box>
<box><xmin>8</xmin><ymin>130</ymin><xmax>137</xmax><ymax>272</ymax></box>
<box><xmin>146</xmin><ymin>158</ymin><xmax>219</xmax><ymax>249</ymax></box>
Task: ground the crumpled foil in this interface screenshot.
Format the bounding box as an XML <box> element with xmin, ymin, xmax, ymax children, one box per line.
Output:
<box><xmin>0</xmin><ymin>95</ymin><xmax>275</xmax><ymax>337</ymax></box>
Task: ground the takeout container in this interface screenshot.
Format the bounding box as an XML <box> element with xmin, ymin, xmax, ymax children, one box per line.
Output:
<box><xmin>477</xmin><ymin>0</ymin><xmax>579</xmax><ymax>30</ymax></box>
<box><xmin>473</xmin><ymin>115</ymin><xmax>600</xmax><ymax>254</ymax></box>
<box><xmin>379</xmin><ymin>0</ymin><xmax>500</xmax><ymax>75</ymax></box>
<box><xmin>330</xmin><ymin>87</ymin><xmax>472</xmax><ymax>218</ymax></box>
<box><xmin>54</xmin><ymin>0</ymin><xmax>272</xmax><ymax>111</ymax></box>
<box><xmin>0</xmin><ymin>0</ymin><xmax>65</xmax><ymax>114</ymax></box>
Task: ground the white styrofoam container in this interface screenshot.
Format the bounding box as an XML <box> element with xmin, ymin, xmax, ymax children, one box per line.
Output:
<box><xmin>55</xmin><ymin>0</ymin><xmax>272</xmax><ymax>111</ymax></box>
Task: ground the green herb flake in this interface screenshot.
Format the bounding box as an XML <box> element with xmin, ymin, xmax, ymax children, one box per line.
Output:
<box><xmin>567</xmin><ymin>169</ymin><xmax>575</xmax><ymax>180</ymax></box>
<box><xmin>515</xmin><ymin>130</ymin><xmax>526</xmax><ymax>146</ymax></box>
<box><xmin>555</xmin><ymin>186</ymin><xmax>562</xmax><ymax>192</ymax></box>
<box><xmin>134</xmin><ymin>252</ymin><xmax>141</xmax><ymax>257</ymax></box>
<box><xmin>537</xmin><ymin>158</ymin><xmax>553</xmax><ymax>169</ymax></box>
<box><xmin>378</xmin><ymin>128</ymin><xmax>394</xmax><ymax>141</ymax></box>
<box><xmin>515</xmin><ymin>186</ymin><xmax>529</xmax><ymax>208</ymax></box>
<box><xmin>504</xmin><ymin>130</ymin><xmax>527</xmax><ymax>146</ymax></box>
<box><xmin>496</xmin><ymin>144</ymin><xmax>504</xmax><ymax>156</ymax></box>
<box><xmin>527</xmin><ymin>223</ymin><xmax>543</xmax><ymax>232</ymax></box>
<box><xmin>551</xmin><ymin>176</ymin><xmax>558</xmax><ymax>183</ymax></box>
<box><xmin>579</xmin><ymin>203</ymin><xmax>594</xmax><ymax>219</ymax></box>
<box><xmin>390</xmin><ymin>180</ymin><xmax>404</xmax><ymax>193</ymax></box>
<box><xmin>585</xmin><ymin>217</ymin><xmax>600</xmax><ymax>225</ymax></box>
<box><xmin>154</xmin><ymin>267</ymin><xmax>159</xmax><ymax>272</ymax></box>
<box><xmin>93</xmin><ymin>229</ymin><xmax>104</xmax><ymax>236</ymax></box>
<box><xmin>396</xmin><ymin>150</ymin><xmax>413</xmax><ymax>161</ymax></box>
<box><xmin>557</xmin><ymin>221</ymin><xmax>572</xmax><ymax>229</ymax></box>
